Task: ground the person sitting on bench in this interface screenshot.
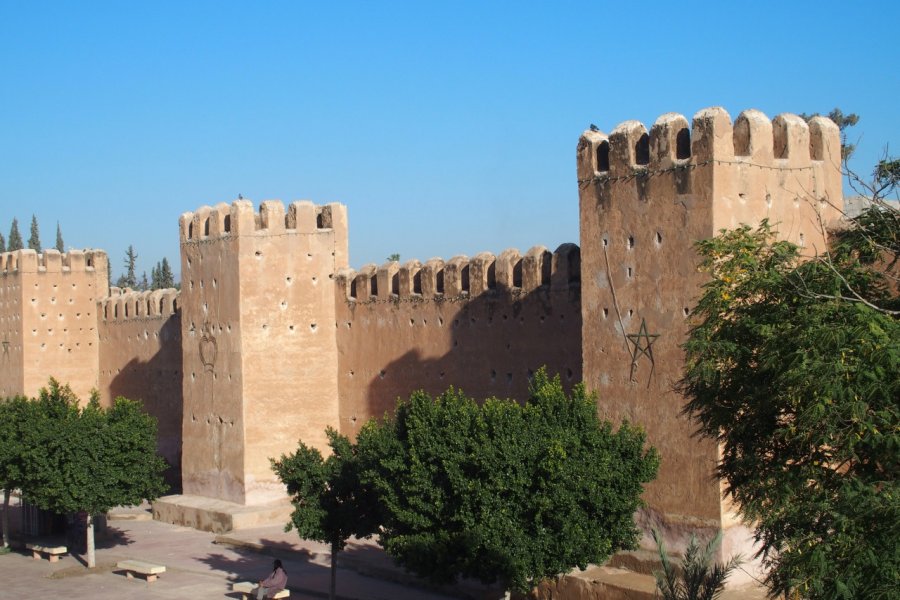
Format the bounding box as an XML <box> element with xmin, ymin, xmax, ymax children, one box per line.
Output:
<box><xmin>255</xmin><ymin>559</ymin><xmax>288</xmax><ymax>599</ymax></box>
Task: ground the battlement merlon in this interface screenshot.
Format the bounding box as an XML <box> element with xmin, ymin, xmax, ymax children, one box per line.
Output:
<box><xmin>100</xmin><ymin>288</ymin><xmax>179</xmax><ymax>322</ymax></box>
<box><xmin>0</xmin><ymin>249</ymin><xmax>108</xmax><ymax>275</ymax></box>
<box><xmin>336</xmin><ymin>243</ymin><xmax>580</xmax><ymax>302</ymax></box>
<box><xmin>178</xmin><ymin>199</ymin><xmax>349</xmax><ymax>264</ymax></box>
<box><xmin>577</xmin><ymin>107</ymin><xmax>841</xmax><ymax>182</ymax></box>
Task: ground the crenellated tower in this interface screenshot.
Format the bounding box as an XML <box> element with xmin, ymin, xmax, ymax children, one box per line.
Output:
<box><xmin>577</xmin><ymin>108</ymin><xmax>841</xmax><ymax>559</ymax></box>
<box><xmin>176</xmin><ymin>199</ymin><xmax>348</xmax><ymax>507</ymax></box>
<box><xmin>0</xmin><ymin>249</ymin><xmax>108</xmax><ymax>402</ymax></box>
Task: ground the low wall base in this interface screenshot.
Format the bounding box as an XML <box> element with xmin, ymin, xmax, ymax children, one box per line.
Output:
<box><xmin>525</xmin><ymin>564</ymin><xmax>766</xmax><ymax>600</ymax></box>
<box><xmin>152</xmin><ymin>494</ymin><xmax>293</xmax><ymax>533</ymax></box>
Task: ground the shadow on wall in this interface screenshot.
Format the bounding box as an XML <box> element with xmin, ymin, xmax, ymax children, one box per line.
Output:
<box><xmin>337</xmin><ymin>246</ymin><xmax>583</xmax><ymax>434</ymax></box>
<box><xmin>107</xmin><ymin>315</ymin><xmax>184</xmax><ymax>491</ymax></box>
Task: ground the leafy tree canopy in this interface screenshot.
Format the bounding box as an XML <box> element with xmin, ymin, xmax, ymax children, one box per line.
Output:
<box><xmin>681</xmin><ymin>217</ymin><xmax>899</xmax><ymax>599</ymax></box>
<box><xmin>20</xmin><ymin>380</ymin><xmax>169</xmax><ymax>516</ymax></box>
<box><xmin>356</xmin><ymin>369</ymin><xmax>659</xmax><ymax>594</ymax></box>
<box><xmin>12</xmin><ymin>380</ymin><xmax>167</xmax><ymax>567</ymax></box>
<box><xmin>0</xmin><ymin>396</ymin><xmax>30</xmax><ymax>548</ymax></box>
<box><xmin>273</xmin><ymin>428</ymin><xmax>380</xmax><ymax>550</ymax></box>
<box><xmin>0</xmin><ymin>396</ymin><xmax>30</xmax><ymax>492</ymax></box>
<box><xmin>272</xmin><ymin>428</ymin><xmax>381</xmax><ymax>600</ymax></box>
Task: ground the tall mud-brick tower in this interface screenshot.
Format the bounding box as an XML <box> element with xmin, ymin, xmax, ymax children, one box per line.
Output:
<box><xmin>577</xmin><ymin>108</ymin><xmax>842</xmax><ymax>560</ymax></box>
<box><xmin>0</xmin><ymin>249</ymin><xmax>109</xmax><ymax>402</ymax></box>
<box><xmin>170</xmin><ymin>200</ymin><xmax>347</xmax><ymax>523</ymax></box>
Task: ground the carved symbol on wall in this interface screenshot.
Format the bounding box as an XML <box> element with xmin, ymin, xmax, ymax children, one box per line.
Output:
<box><xmin>626</xmin><ymin>317</ymin><xmax>659</xmax><ymax>384</ymax></box>
<box><xmin>199</xmin><ymin>322</ymin><xmax>218</xmax><ymax>372</ymax></box>
<box><xmin>1</xmin><ymin>338</ymin><xmax>9</xmax><ymax>358</ymax></box>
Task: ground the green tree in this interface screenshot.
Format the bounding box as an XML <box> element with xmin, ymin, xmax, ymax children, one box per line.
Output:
<box><xmin>386</xmin><ymin>253</ymin><xmax>400</xmax><ymax>262</ymax></box>
<box><xmin>150</xmin><ymin>258</ymin><xmax>174</xmax><ymax>290</ymax></box>
<box><xmin>0</xmin><ymin>397</ymin><xmax>29</xmax><ymax>549</ymax></box>
<box><xmin>652</xmin><ymin>529</ymin><xmax>741</xmax><ymax>600</ymax></box>
<box><xmin>20</xmin><ymin>380</ymin><xmax>168</xmax><ymax>568</ymax></box>
<box><xmin>272</xmin><ymin>428</ymin><xmax>381</xmax><ymax>600</ymax></box>
<box><xmin>116</xmin><ymin>245</ymin><xmax>138</xmax><ymax>289</ymax></box>
<box><xmin>7</xmin><ymin>218</ymin><xmax>23</xmax><ymax>251</ymax></box>
<box><xmin>356</xmin><ymin>369</ymin><xmax>659</xmax><ymax>596</ymax></box>
<box><xmin>0</xmin><ymin>232</ymin><xmax>5</xmax><ymax>253</ymax></box>
<box><xmin>158</xmin><ymin>257</ymin><xmax>175</xmax><ymax>288</ymax></box>
<box><xmin>55</xmin><ymin>222</ymin><xmax>64</xmax><ymax>252</ymax></box>
<box><xmin>27</xmin><ymin>215</ymin><xmax>41</xmax><ymax>252</ymax></box>
<box><xmin>139</xmin><ymin>271</ymin><xmax>149</xmax><ymax>291</ymax></box>
<box><xmin>681</xmin><ymin>217</ymin><xmax>898</xmax><ymax>599</ymax></box>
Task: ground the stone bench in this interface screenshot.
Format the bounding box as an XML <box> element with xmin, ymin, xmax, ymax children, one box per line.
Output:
<box><xmin>26</xmin><ymin>543</ymin><xmax>67</xmax><ymax>562</ymax></box>
<box><xmin>116</xmin><ymin>559</ymin><xmax>166</xmax><ymax>583</ymax></box>
<box><xmin>232</xmin><ymin>581</ymin><xmax>290</xmax><ymax>599</ymax></box>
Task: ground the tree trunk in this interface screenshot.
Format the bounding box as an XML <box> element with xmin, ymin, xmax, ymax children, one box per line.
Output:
<box><xmin>1</xmin><ymin>489</ymin><xmax>9</xmax><ymax>548</ymax></box>
<box><xmin>330</xmin><ymin>540</ymin><xmax>338</xmax><ymax>600</ymax></box>
<box><xmin>86</xmin><ymin>514</ymin><xmax>95</xmax><ymax>568</ymax></box>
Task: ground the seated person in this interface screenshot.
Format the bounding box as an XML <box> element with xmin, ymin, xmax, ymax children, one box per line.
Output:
<box><xmin>255</xmin><ymin>559</ymin><xmax>288</xmax><ymax>599</ymax></box>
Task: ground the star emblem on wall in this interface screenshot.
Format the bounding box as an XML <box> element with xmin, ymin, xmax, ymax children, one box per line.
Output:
<box><xmin>626</xmin><ymin>317</ymin><xmax>659</xmax><ymax>383</ymax></box>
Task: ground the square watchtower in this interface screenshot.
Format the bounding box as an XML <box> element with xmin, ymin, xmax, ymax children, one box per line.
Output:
<box><xmin>577</xmin><ymin>107</ymin><xmax>841</xmax><ymax>560</ymax></box>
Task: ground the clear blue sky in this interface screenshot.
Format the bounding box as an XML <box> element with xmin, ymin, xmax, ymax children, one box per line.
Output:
<box><xmin>2</xmin><ymin>1</ymin><xmax>897</xmax><ymax>281</ymax></box>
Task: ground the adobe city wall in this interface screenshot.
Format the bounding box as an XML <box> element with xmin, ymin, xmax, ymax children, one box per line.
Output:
<box><xmin>0</xmin><ymin>106</ymin><xmax>845</xmax><ymax>562</ymax></box>
<box><xmin>577</xmin><ymin>107</ymin><xmax>841</xmax><ymax>561</ymax></box>
<box><xmin>334</xmin><ymin>244</ymin><xmax>582</xmax><ymax>438</ymax></box>
<box><xmin>98</xmin><ymin>286</ymin><xmax>182</xmax><ymax>487</ymax></box>
<box><xmin>170</xmin><ymin>198</ymin><xmax>583</xmax><ymax>508</ymax></box>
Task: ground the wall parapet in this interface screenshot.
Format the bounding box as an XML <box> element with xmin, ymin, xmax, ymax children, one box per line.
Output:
<box><xmin>336</xmin><ymin>243</ymin><xmax>580</xmax><ymax>302</ymax></box>
<box><xmin>0</xmin><ymin>249</ymin><xmax>108</xmax><ymax>275</ymax></box>
<box><xmin>100</xmin><ymin>288</ymin><xmax>180</xmax><ymax>322</ymax></box>
<box><xmin>179</xmin><ymin>199</ymin><xmax>348</xmax><ymax>243</ymax></box>
<box><xmin>576</xmin><ymin>107</ymin><xmax>841</xmax><ymax>183</ymax></box>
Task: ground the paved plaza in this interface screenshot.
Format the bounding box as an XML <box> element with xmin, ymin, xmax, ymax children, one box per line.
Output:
<box><xmin>1</xmin><ymin>499</ymin><xmax>766</xmax><ymax>599</ymax></box>
<box><xmin>0</xmin><ymin>506</ymin><xmax>483</xmax><ymax>600</ymax></box>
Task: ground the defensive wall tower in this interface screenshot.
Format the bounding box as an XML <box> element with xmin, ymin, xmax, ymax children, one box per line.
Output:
<box><xmin>576</xmin><ymin>108</ymin><xmax>841</xmax><ymax>557</ymax></box>
<box><xmin>175</xmin><ymin>199</ymin><xmax>348</xmax><ymax>507</ymax></box>
<box><xmin>0</xmin><ymin>249</ymin><xmax>108</xmax><ymax>402</ymax></box>
<box><xmin>333</xmin><ymin>243</ymin><xmax>582</xmax><ymax>436</ymax></box>
<box><xmin>98</xmin><ymin>286</ymin><xmax>182</xmax><ymax>486</ymax></box>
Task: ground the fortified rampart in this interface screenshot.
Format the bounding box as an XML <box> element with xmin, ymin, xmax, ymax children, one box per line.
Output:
<box><xmin>0</xmin><ymin>105</ymin><xmax>845</xmax><ymax>572</ymax></box>
<box><xmin>577</xmin><ymin>107</ymin><xmax>841</xmax><ymax>561</ymax></box>
<box><xmin>98</xmin><ymin>286</ymin><xmax>182</xmax><ymax>486</ymax></box>
<box><xmin>0</xmin><ymin>249</ymin><xmax>108</xmax><ymax>402</ymax></box>
<box><xmin>334</xmin><ymin>244</ymin><xmax>582</xmax><ymax>436</ymax></box>
<box><xmin>169</xmin><ymin>198</ymin><xmax>583</xmax><ymax>511</ymax></box>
